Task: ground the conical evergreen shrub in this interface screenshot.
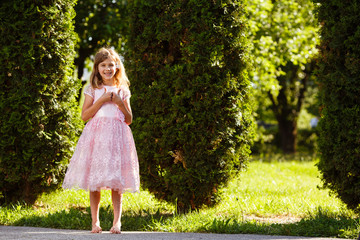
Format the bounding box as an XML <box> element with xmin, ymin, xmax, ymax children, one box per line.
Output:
<box><xmin>0</xmin><ymin>0</ymin><xmax>82</xmax><ymax>204</ymax></box>
<box><xmin>127</xmin><ymin>0</ymin><xmax>253</xmax><ymax>212</ymax></box>
<box><xmin>314</xmin><ymin>0</ymin><xmax>360</xmax><ymax>211</ymax></box>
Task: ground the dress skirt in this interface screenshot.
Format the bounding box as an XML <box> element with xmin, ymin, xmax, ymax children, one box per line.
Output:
<box><xmin>62</xmin><ymin>117</ymin><xmax>140</xmax><ymax>193</ymax></box>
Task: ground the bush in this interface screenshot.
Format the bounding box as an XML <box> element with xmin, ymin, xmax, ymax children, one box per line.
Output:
<box><xmin>127</xmin><ymin>0</ymin><xmax>253</xmax><ymax>212</ymax></box>
<box><xmin>0</xmin><ymin>0</ymin><xmax>82</xmax><ymax>204</ymax></box>
<box><xmin>313</xmin><ymin>0</ymin><xmax>360</xmax><ymax>211</ymax></box>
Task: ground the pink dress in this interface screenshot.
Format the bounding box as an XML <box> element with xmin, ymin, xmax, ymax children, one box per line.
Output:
<box><xmin>62</xmin><ymin>85</ymin><xmax>140</xmax><ymax>193</ymax></box>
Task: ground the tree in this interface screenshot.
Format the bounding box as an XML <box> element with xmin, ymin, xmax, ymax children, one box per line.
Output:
<box><xmin>248</xmin><ymin>0</ymin><xmax>319</xmax><ymax>153</ymax></box>
<box><xmin>314</xmin><ymin>0</ymin><xmax>360</xmax><ymax>212</ymax></box>
<box><xmin>0</xmin><ymin>0</ymin><xmax>82</xmax><ymax>204</ymax></box>
<box><xmin>127</xmin><ymin>0</ymin><xmax>253</xmax><ymax>212</ymax></box>
<box><xmin>73</xmin><ymin>0</ymin><xmax>129</xmax><ymax>99</ymax></box>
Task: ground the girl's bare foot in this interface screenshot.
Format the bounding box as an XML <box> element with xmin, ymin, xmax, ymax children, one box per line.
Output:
<box><xmin>110</xmin><ymin>223</ymin><xmax>121</xmax><ymax>234</ymax></box>
<box><xmin>91</xmin><ymin>224</ymin><xmax>102</xmax><ymax>233</ymax></box>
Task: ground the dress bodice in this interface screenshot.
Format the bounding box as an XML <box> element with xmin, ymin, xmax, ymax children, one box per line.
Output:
<box><xmin>84</xmin><ymin>85</ymin><xmax>131</xmax><ymax>121</ymax></box>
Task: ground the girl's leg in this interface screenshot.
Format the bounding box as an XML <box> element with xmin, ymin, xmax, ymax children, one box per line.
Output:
<box><xmin>110</xmin><ymin>189</ymin><xmax>122</xmax><ymax>234</ymax></box>
<box><xmin>90</xmin><ymin>191</ymin><xmax>102</xmax><ymax>233</ymax></box>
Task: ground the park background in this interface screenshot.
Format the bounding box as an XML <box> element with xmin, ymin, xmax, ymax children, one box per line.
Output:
<box><xmin>1</xmin><ymin>0</ymin><xmax>360</xmax><ymax>238</ymax></box>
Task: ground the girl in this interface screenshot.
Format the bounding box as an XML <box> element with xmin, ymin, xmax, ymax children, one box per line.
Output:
<box><xmin>62</xmin><ymin>47</ymin><xmax>140</xmax><ymax>234</ymax></box>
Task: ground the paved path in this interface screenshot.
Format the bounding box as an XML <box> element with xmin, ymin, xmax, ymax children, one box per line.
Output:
<box><xmin>0</xmin><ymin>226</ymin><xmax>350</xmax><ymax>240</ymax></box>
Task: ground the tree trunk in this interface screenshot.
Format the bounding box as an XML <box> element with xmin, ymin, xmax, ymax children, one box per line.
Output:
<box><xmin>268</xmin><ymin>86</ymin><xmax>298</xmax><ymax>154</ymax></box>
<box><xmin>278</xmin><ymin>115</ymin><xmax>297</xmax><ymax>154</ymax></box>
<box><xmin>267</xmin><ymin>61</ymin><xmax>313</xmax><ymax>154</ymax></box>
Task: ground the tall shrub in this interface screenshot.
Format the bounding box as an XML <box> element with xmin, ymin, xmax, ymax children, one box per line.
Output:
<box><xmin>313</xmin><ymin>0</ymin><xmax>360</xmax><ymax>211</ymax></box>
<box><xmin>127</xmin><ymin>0</ymin><xmax>253</xmax><ymax>212</ymax></box>
<box><xmin>0</xmin><ymin>0</ymin><xmax>82</xmax><ymax>204</ymax></box>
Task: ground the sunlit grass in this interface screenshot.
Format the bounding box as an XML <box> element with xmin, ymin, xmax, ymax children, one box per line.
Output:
<box><xmin>0</xmin><ymin>157</ymin><xmax>359</xmax><ymax>238</ymax></box>
<box><xmin>221</xmin><ymin>160</ymin><xmax>350</xmax><ymax>217</ymax></box>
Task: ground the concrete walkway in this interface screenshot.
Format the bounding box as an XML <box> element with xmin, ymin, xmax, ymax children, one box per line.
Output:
<box><xmin>0</xmin><ymin>226</ymin><xmax>350</xmax><ymax>240</ymax></box>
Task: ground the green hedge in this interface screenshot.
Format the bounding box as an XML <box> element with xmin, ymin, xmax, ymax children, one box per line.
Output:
<box><xmin>127</xmin><ymin>0</ymin><xmax>253</xmax><ymax>212</ymax></box>
<box><xmin>313</xmin><ymin>0</ymin><xmax>360</xmax><ymax>211</ymax></box>
<box><xmin>0</xmin><ymin>0</ymin><xmax>82</xmax><ymax>204</ymax></box>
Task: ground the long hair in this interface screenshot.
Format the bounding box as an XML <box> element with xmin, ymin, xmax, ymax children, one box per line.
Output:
<box><xmin>89</xmin><ymin>47</ymin><xmax>130</xmax><ymax>89</ymax></box>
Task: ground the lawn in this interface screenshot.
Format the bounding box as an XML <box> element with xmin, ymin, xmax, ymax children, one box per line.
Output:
<box><xmin>0</xmin><ymin>157</ymin><xmax>359</xmax><ymax>238</ymax></box>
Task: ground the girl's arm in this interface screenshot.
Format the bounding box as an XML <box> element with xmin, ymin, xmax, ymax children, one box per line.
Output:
<box><xmin>113</xmin><ymin>92</ymin><xmax>133</xmax><ymax>125</ymax></box>
<box><xmin>81</xmin><ymin>90</ymin><xmax>112</xmax><ymax>121</ymax></box>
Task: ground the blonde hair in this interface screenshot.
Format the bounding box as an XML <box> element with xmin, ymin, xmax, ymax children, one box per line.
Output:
<box><xmin>89</xmin><ymin>47</ymin><xmax>130</xmax><ymax>89</ymax></box>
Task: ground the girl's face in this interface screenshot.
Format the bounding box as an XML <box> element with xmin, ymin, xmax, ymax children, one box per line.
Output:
<box><xmin>98</xmin><ymin>58</ymin><xmax>117</xmax><ymax>82</ymax></box>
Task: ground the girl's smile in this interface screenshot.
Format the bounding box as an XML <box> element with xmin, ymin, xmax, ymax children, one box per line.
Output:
<box><xmin>98</xmin><ymin>58</ymin><xmax>117</xmax><ymax>83</ymax></box>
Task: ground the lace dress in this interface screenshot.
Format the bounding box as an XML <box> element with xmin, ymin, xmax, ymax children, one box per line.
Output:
<box><xmin>62</xmin><ymin>85</ymin><xmax>140</xmax><ymax>193</ymax></box>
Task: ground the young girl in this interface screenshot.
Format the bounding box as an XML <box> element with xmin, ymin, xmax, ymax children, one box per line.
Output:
<box><xmin>62</xmin><ymin>47</ymin><xmax>140</xmax><ymax>234</ymax></box>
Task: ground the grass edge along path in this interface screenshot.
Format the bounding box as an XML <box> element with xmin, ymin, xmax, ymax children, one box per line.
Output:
<box><xmin>0</xmin><ymin>158</ymin><xmax>359</xmax><ymax>238</ymax></box>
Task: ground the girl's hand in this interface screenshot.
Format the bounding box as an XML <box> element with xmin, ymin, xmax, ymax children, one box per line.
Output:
<box><xmin>113</xmin><ymin>89</ymin><xmax>133</xmax><ymax>125</ymax></box>
<box><xmin>98</xmin><ymin>88</ymin><xmax>112</xmax><ymax>104</ymax></box>
<box><xmin>112</xmin><ymin>89</ymin><xmax>125</xmax><ymax>108</ymax></box>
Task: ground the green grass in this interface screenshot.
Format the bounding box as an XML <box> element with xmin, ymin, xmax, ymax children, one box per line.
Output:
<box><xmin>1</xmin><ymin>157</ymin><xmax>359</xmax><ymax>238</ymax></box>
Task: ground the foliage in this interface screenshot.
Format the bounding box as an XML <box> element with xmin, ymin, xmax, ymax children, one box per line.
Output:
<box><xmin>127</xmin><ymin>0</ymin><xmax>253</xmax><ymax>212</ymax></box>
<box><xmin>247</xmin><ymin>0</ymin><xmax>319</xmax><ymax>153</ymax></box>
<box><xmin>0</xmin><ymin>0</ymin><xmax>82</xmax><ymax>204</ymax></box>
<box><xmin>314</xmin><ymin>0</ymin><xmax>360</xmax><ymax>212</ymax></box>
<box><xmin>74</xmin><ymin>0</ymin><xmax>129</xmax><ymax>82</ymax></box>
